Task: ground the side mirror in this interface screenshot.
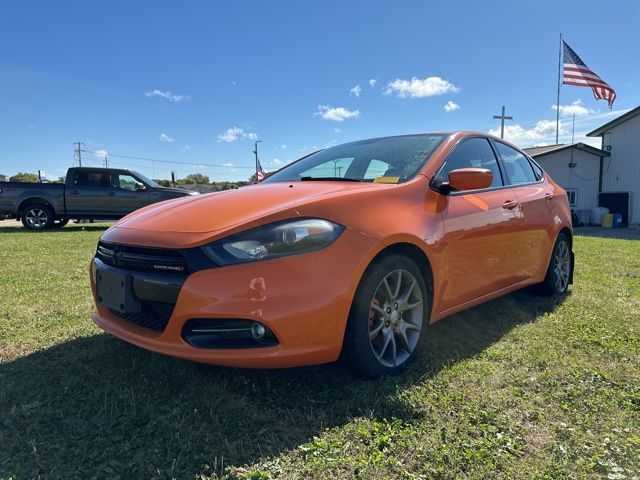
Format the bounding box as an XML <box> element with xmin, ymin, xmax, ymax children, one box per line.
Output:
<box><xmin>447</xmin><ymin>168</ymin><xmax>493</xmax><ymax>192</ymax></box>
<box><xmin>134</xmin><ymin>182</ymin><xmax>146</xmax><ymax>191</ymax></box>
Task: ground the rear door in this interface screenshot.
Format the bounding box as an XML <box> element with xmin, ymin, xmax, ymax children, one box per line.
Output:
<box><xmin>493</xmin><ymin>141</ymin><xmax>553</xmax><ymax>281</ymax></box>
<box><xmin>105</xmin><ymin>172</ymin><xmax>152</xmax><ymax>215</ymax></box>
<box><xmin>66</xmin><ymin>170</ymin><xmax>108</xmax><ymax>215</ymax></box>
<box><xmin>436</xmin><ymin>137</ymin><xmax>523</xmax><ymax>311</ymax></box>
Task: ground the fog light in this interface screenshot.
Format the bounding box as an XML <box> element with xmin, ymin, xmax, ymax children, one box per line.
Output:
<box><xmin>251</xmin><ymin>322</ymin><xmax>266</xmax><ymax>339</ymax></box>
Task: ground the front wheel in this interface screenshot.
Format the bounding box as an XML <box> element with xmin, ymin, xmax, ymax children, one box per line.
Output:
<box><xmin>21</xmin><ymin>205</ymin><xmax>55</xmax><ymax>230</ymax></box>
<box><xmin>539</xmin><ymin>232</ymin><xmax>573</xmax><ymax>295</ymax></box>
<box><xmin>342</xmin><ymin>254</ymin><xmax>429</xmax><ymax>377</ymax></box>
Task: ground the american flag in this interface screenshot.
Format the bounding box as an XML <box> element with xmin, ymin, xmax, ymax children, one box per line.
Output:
<box><xmin>256</xmin><ymin>159</ymin><xmax>266</xmax><ymax>182</ymax></box>
<box><xmin>563</xmin><ymin>40</ymin><xmax>616</xmax><ymax>108</ymax></box>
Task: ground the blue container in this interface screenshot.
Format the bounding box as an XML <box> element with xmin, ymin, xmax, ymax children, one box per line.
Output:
<box><xmin>612</xmin><ymin>213</ymin><xmax>623</xmax><ymax>228</ymax></box>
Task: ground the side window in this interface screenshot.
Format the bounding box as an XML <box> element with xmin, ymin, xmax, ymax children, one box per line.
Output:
<box><xmin>495</xmin><ymin>142</ymin><xmax>537</xmax><ymax>185</ymax></box>
<box><xmin>529</xmin><ymin>159</ymin><xmax>544</xmax><ymax>180</ymax></box>
<box><xmin>436</xmin><ymin>137</ymin><xmax>503</xmax><ymax>188</ymax></box>
<box><xmin>112</xmin><ymin>174</ymin><xmax>139</xmax><ymax>190</ymax></box>
<box><xmin>364</xmin><ymin>159</ymin><xmax>391</xmax><ymax>179</ymax></box>
<box><xmin>73</xmin><ymin>171</ymin><xmax>104</xmax><ymax>187</ymax></box>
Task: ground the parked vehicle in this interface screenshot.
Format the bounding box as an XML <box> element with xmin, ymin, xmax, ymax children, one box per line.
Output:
<box><xmin>90</xmin><ymin>132</ymin><xmax>574</xmax><ymax>376</ymax></box>
<box><xmin>0</xmin><ymin>167</ymin><xmax>196</xmax><ymax>230</ymax></box>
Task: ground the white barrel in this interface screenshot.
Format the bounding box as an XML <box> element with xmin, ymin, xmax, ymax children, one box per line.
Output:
<box><xmin>590</xmin><ymin>207</ymin><xmax>609</xmax><ymax>225</ymax></box>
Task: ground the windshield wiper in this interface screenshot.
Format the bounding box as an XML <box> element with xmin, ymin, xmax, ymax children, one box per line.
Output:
<box><xmin>299</xmin><ymin>176</ymin><xmax>364</xmax><ymax>182</ymax></box>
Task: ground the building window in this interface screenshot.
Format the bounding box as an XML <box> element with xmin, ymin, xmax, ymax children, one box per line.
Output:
<box><xmin>566</xmin><ymin>189</ymin><xmax>578</xmax><ymax>207</ymax></box>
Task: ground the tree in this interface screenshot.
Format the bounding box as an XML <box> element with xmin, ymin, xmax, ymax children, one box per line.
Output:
<box><xmin>180</xmin><ymin>173</ymin><xmax>210</xmax><ymax>185</ymax></box>
<box><xmin>9</xmin><ymin>172</ymin><xmax>40</xmax><ymax>183</ymax></box>
<box><xmin>154</xmin><ymin>179</ymin><xmax>172</xmax><ymax>187</ymax></box>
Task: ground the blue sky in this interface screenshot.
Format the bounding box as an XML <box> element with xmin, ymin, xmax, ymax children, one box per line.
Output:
<box><xmin>1</xmin><ymin>0</ymin><xmax>638</xmax><ymax>181</ymax></box>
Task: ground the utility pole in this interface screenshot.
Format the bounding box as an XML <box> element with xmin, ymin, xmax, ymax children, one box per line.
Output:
<box><xmin>104</xmin><ymin>154</ymin><xmax>109</xmax><ymax>168</ymax></box>
<box><xmin>73</xmin><ymin>142</ymin><xmax>85</xmax><ymax>167</ymax></box>
<box><xmin>253</xmin><ymin>140</ymin><xmax>262</xmax><ymax>183</ymax></box>
<box><xmin>493</xmin><ymin>106</ymin><xmax>513</xmax><ymax>139</ymax></box>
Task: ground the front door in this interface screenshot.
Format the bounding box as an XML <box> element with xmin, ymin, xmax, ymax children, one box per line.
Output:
<box><xmin>435</xmin><ymin>137</ymin><xmax>522</xmax><ymax>311</ymax></box>
<box><xmin>105</xmin><ymin>172</ymin><xmax>151</xmax><ymax>216</ymax></box>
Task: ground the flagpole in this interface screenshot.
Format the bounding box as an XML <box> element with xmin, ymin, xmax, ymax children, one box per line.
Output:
<box><xmin>555</xmin><ymin>33</ymin><xmax>562</xmax><ymax>144</ymax></box>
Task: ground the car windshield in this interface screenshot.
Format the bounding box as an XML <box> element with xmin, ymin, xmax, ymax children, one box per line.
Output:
<box><xmin>262</xmin><ymin>134</ymin><xmax>446</xmax><ymax>184</ymax></box>
<box><xmin>131</xmin><ymin>171</ymin><xmax>160</xmax><ymax>188</ymax></box>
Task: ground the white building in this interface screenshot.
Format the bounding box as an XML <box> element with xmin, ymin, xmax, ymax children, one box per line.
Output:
<box><xmin>524</xmin><ymin>143</ymin><xmax>609</xmax><ymax>215</ymax></box>
<box><xmin>0</xmin><ymin>174</ymin><xmax>7</xmax><ymax>182</ymax></box>
<box><xmin>587</xmin><ymin>106</ymin><xmax>640</xmax><ymax>225</ymax></box>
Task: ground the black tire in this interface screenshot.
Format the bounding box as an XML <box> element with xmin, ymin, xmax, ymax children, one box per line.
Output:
<box><xmin>52</xmin><ymin>218</ymin><xmax>70</xmax><ymax>228</ymax></box>
<box><xmin>539</xmin><ymin>232</ymin><xmax>572</xmax><ymax>296</ymax></box>
<box><xmin>20</xmin><ymin>204</ymin><xmax>55</xmax><ymax>230</ymax></box>
<box><xmin>342</xmin><ymin>254</ymin><xmax>429</xmax><ymax>377</ymax></box>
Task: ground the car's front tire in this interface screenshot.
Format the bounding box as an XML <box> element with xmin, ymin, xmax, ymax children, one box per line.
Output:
<box><xmin>342</xmin><ymin>254</ymin><xmax>429</xmax><ymax>377</ymax></box>
<box><xmin>539</xmin><ymin>232</ymin><xmax>572</xmax><ymax>295</ymax></box>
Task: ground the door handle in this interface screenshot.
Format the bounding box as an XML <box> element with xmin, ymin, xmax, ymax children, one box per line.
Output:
<box><xmin>107</xmin><ymin>191</ymin><xmax>116</xmax><ymax>196</ymax></box>
<box><xmin>545</xmin><ymin>193</ymin><xmax>553</xmax><ymax>201</ymax></box>
<box><xmin>502</xmin><ymin>200</ymin><xmax>519</xmax><ymax>210</ymax></box>
<box><xmin>71</xmin><ymin>190</ymin><xmax>80</xmax><ymax>195</ymax></box>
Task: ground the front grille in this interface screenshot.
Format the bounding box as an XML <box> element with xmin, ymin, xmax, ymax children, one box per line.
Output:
<box><xmin>110</xmin><ymin>301</ymin><xmax>175</xmax><ymax>332</ymax></box>
<box><xmin>97</xmin><ymin>242</ymin><xmax>189</xmax><ymax>274</ymax></box>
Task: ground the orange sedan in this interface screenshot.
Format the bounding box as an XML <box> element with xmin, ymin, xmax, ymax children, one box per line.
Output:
<box><xmin>91</xmin><ymin>131</ymin><xmax>573</xmax><ymax>376</ymax></box>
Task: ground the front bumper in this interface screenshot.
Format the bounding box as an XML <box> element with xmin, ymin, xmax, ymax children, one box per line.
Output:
<box><xmin>91</xmin><ymin>228</ymin><xmax>378</xmax><ymax>368</ymax></box>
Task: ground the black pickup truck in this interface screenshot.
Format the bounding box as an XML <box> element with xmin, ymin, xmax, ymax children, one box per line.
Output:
<box><xmin>0</xmin><ymin>167</ymin><xmax>196</xmax><ymax>230</ymax></box>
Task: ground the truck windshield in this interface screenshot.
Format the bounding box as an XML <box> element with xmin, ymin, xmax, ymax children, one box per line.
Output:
<box><xmin>132</xmin><ymin>171</ymin><xmax>161</xmax><ymax>188</ymax></box>
<box><xmin>262</xmin><ymin>134</ymin><xmax>446</xmax><ymax>184</ymax></box>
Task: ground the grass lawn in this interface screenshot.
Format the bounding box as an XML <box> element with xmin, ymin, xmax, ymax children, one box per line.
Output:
<box><xmin>0</xmin><ymin>224</ymin><xmax>638</xmax><ymax>479</ymax></box>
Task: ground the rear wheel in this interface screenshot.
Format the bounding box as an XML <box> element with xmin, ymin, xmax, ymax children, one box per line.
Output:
<box><xmin>540</xmin><ymin>232</ymin><xmax>572</xmax><ymax>295</ymax></box>
<box><xmin>343</xmin><ymin>254</ymin><xmax>429</xmax><ymax>377</ymax></box>
<box><xmin>21</xmin><ymin>205</ymin><xmax>55</xmax><ymax>230</ymax></box>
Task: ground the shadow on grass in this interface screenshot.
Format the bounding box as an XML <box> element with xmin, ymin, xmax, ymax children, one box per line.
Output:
<box><xmin>0</xmin><ymin>224</ymin><xmax>111</xmax><ymax>234</ymax></box>
<box><xmin>0</xmin><ymin>290</ymin><xmax>567</xmax><ymax>479</ymax></box>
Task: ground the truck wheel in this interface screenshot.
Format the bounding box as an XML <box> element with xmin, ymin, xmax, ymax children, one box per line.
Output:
<box><xmin>52</xmin><ymin>218</ymin><xmax>70</xmax><ymax>228</ymax></box>
<box><xmin>21</xmin><ymin>205</ymin><xmax>55</xmax><ymax>230</ymax></box>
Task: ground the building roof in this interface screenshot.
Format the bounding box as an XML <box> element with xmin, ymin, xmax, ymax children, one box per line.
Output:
<box><xmin>587</xmin><ymin>106</ymin><xmax>640</xmax><ymax>137</ymax></box>
<box><xmin>524</xmin><ymin>142</ymin><xmax>609</xmax><ymax>159</ymax></box>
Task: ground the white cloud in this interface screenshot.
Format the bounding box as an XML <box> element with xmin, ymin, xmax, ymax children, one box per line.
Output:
<box><xmin>444</xmin><ymin>101</ymin><xmax>460</xmax><ymax>112</ymax></box>
<box><xmin>489</xmin><ymin>120</ymin><xmax>560</xmax><ymax>146</ymax></box>
<box><xmin>145</xmin><ymin>89</ymin><xmax>190</xmax><ymax>102</ymax></box>
<box><xmin>369</xmin><ymin>78</ymin><xmax>377</xmax><ymax>88</ymax></box>
<box><xmin>385</xmin><ymin>76</ymin><xmax>459</xmax><ymax>98</ymax></box>
<box><xmin>159</xmin><ymin>133</ymin><xmax>175</xmax><ymax>143</ymax></box>
<box><xmin>94</xmin><ymin>149</ymin><xmax>108</xmax><ymax>159</ymax></box>
<box><xmin>217</xmin><ymin>126</ymin><xmax>258</xmax><ymax>143</ymax></box>
<box><xmin>280</xmin><ymin>144</ymin><xmax>287</xmax><ymax>149</ymax></box>
<box><xmin>180</xmin><ymin>144</ymin><xmax>191</xmax><ymax>153</ymax></box>
<box><xmin>552</xmin><ymin>99</ymin><xmax>595</xmax><ymax>117</ymax></box>
<box><xmin>314</xmin><ymin>105</ymin><xmax>360</xmax><ymax>122</ymax></box>
<box><xmin>334</xmin><ymin>127</ymin><xmax>342</xmax><ymax>133</ymax></box>
<box><xmin>350</xmin><ymin>84</ymin><xmax>362</xmax><ymax>97</ymax></box>
<box><xmin>223</xmin><ymin>162</ymin><xmax>234</xmax><ymax>168</ymax></box>
<box><xmin>272</xmin><ymin>158</ymin><xmax>283</xmax><ymax>165</ymax></box>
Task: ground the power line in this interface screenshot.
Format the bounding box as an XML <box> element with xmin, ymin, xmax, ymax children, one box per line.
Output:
<box><xmin>86</xmin><ymin>150</ymin><xmax>255</xmax><ymax>170</ymax></box>
<box><xmin>73</xmin><ymin>142</ymin><xmax>85</xmax><ymax>167</ymax></box>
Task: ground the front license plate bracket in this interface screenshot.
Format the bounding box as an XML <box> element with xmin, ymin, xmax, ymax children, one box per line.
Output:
<box><xmin>96</xmin><ymin>269</ymin><xmax>141</xmax><ymax>314</ymax></box>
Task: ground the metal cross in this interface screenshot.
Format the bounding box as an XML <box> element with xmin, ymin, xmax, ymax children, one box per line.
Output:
<box><xmin>493</xmin><ymin>106</ymin><xmax>513</xmax><ymax>139</ymax></box>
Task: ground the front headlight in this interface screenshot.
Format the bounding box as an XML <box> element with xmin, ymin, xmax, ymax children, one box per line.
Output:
<box><xmin>202</xmin><ymin>218</ymin><xmax>344</xmax><ymax>265</ymax></box>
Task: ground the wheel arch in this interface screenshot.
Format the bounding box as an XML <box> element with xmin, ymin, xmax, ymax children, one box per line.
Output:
<box><xmin>17</xmin><ymin>197</ymin><xmax>56</xmax><ymax>217</ymax></box>
<box><xmin>356</xmin><ymin>240</ymin><xmax>435</xmax><ymax>323</ymax></box>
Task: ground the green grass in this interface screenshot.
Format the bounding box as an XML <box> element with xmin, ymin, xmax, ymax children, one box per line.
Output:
<box><xmin>0</xmin><ymin>224</ymin><xmax>638</xmax><ymax>479</ymax></box>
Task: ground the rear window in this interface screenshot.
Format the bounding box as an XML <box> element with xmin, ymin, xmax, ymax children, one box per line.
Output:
<box><xmin>495</xmin><ymin>142</ymin><xmax>538</xmax><ymax>185</ymax></box>
<box><xmin>73</xmin><ymin>171</ymin><xmax>105</xmax><ymax>187</ymax></box>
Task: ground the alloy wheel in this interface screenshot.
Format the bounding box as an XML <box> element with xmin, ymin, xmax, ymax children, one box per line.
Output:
<box><xmin>553</xmin><ymin>240</ymin><xmax>571</xmax><ymax>292</ymax></box>
<box><xmin>25</xmin><ymin>208</ymin><xmax>49</xmax><ymax>229</ymax></box>
<box><xmin>368</xmin><ymin>269</ymin><xmax>424</xmax><ymax>368</ymax></box>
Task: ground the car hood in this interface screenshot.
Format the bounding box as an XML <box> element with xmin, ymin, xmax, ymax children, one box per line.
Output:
<box><xmin>110</xmin><ymin>181</ymin><xmax>387</xmax><ymax>234</ymax></box>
